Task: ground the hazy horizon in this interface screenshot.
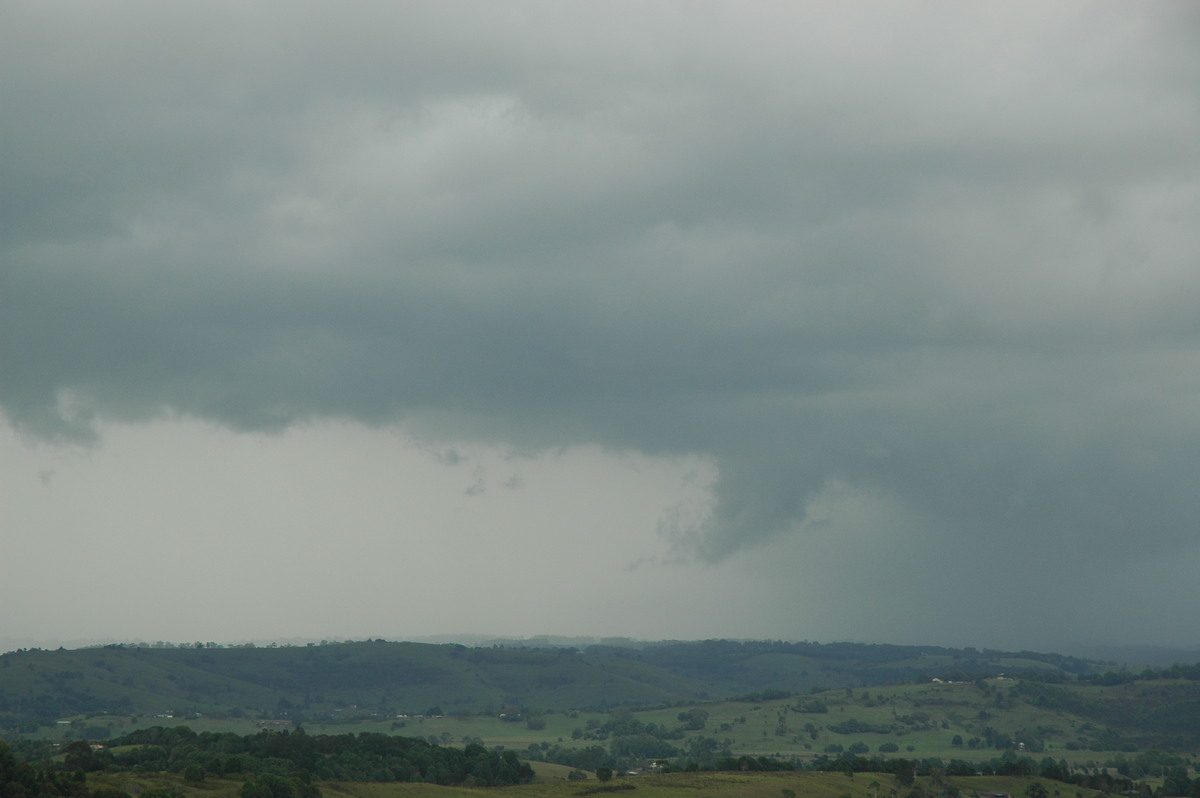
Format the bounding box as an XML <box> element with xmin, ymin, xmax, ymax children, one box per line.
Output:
<box><xmin>4</xmin><ymin>633</ymin><xmax>1199</xmax><ymax>670</ymax></box>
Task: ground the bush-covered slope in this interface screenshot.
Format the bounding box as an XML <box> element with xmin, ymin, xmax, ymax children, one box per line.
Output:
<box><xmin>2</xmin><ymin>638</ymin><xmax>1193</xmax><ymax>746</ymax></box>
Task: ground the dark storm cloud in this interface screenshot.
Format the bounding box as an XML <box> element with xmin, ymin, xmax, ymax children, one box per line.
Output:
<box><xmin>4</xmin><ymin>2</ymin><xmax>1200</xmax><ymax>644</ymax></box>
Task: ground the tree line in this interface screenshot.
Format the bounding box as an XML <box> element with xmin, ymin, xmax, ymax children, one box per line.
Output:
<box><xmin>3</xmin><ymin>726</ymin><xmax>534</xmax><ymax>796</ymax></box>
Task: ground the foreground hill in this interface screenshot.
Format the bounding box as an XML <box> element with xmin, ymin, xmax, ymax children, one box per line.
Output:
<box><xmin>0</xmin><ymin>639</ymin><xmax>1100</xmax><ymax>732</ymax></box>
<box><xmin>23</xmin><ymin>761</ymin><xmax>1137</xmax><ymax>798</ymax></box>
<box><xmin>5</xmin><ymin>721</ymin><xmax>1176</xmax><ymax>798</ymax></box>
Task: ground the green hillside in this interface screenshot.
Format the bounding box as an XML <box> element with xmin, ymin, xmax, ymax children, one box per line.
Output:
<box><xmin>0</xmin><ymin>641</ymin><xmax>716</xmax><ymax>727</ymax></box>
<box><xmin>3</xmin><ymin>638</ymin><xmax>1199</xmax><ymax>758</ymax></box>
<box><xmin>0</xmin><ymin>639</ymin><xmax>1101</xmax><ymax>731</ymax></box>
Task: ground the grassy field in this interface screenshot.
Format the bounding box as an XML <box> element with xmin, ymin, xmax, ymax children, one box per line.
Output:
<box><xmin>87</xmin><ymin>770</ymin><xmax>1119</xmax><ymax>798</ymax></box>
<box><xmin>46</xmin><ymin>675</ymin><xmax>1196</xmax><ymax>771</ymax></box>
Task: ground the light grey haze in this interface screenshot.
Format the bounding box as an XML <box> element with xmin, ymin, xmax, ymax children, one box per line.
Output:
<box><xmin>3</xmin><ymin>1</ymin><xmax>1200</xmax><ymax>654</ymax></box>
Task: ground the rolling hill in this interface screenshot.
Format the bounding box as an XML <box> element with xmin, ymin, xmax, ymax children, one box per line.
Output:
<box><xmin>2</xmin><ymin>638</ymin><xmax>1199</xmax><ymax>755</ymax></box>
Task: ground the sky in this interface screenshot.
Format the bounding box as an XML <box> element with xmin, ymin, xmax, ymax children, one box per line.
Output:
<box><xmin>3</xmin><ymin>1</ymin><xmax>1200</xmax><ymax>657</ymax></box>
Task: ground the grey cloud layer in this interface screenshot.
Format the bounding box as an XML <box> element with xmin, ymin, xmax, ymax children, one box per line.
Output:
<box><xmin>5</xmin><ymin>3</ymin><xmax>1200</xmax><ymax>638</ymax></box>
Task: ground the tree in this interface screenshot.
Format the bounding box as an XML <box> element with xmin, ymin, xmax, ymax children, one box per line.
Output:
<box><xmin>1026</xmin><ymin>783</ymin><xmax>1049</xmax><ymax>798</ymax></box>
<box><xmin>63</xmin><ymin>741</ymin><xmax>97</xmax><ymax>773</ymax></box>
<box><xmin>1162</xmin><ymin>766</ymin><xmax>1192</xmax><ymax>797</ymax></box>
<box><xmin>596</xmin><ymin>767</ymin><xmax>613</xmax><ymax>782</ymax></box>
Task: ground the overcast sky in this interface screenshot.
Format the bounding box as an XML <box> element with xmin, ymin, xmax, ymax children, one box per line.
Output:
<box><xmin>4</xmin><ymin>1</ymin><xmax>1200</xmax><ymax>656</ymax></box>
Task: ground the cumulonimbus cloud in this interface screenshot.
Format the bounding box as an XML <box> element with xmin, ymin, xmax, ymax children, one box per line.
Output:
<box><xmin>3</xmin><ymin>1</ymin><xmax>1200</xmax><ymax>596</ymax></box>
